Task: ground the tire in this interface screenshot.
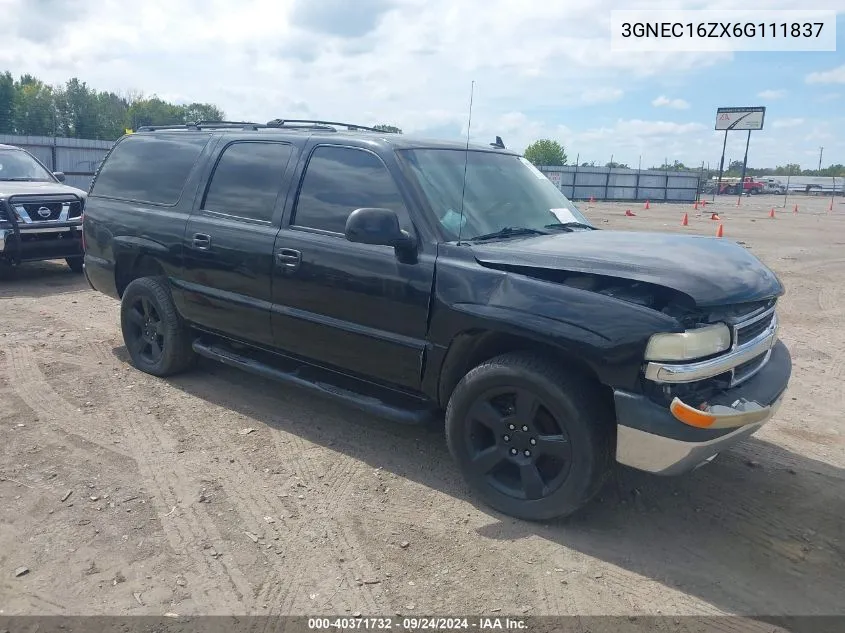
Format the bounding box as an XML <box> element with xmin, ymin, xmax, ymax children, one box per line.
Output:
<box><xmin>120</xmin><ymin>276</ymin><xmax>196</xmax><ymax>377</ymax></box>
<box><xmin>445</xmin><ymin>352</ymin><xmax>613</xmax><ymax>521</ymax></box>
<box><xmin>66</xmin><ymin>256</ymin><xmax>84</xmax><ymax>273</ymax></box>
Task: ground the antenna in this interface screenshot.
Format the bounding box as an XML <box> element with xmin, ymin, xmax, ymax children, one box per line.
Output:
<box><xmin>457</xmin><ymin>80</ymin><xmax>475</xmax><ymax>245</ymax></box>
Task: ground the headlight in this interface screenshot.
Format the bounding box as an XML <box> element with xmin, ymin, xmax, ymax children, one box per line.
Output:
<box><xmin>645</xmin><ymin>323</ymin><xmax>731</xmax><ymax>362</ymax></box>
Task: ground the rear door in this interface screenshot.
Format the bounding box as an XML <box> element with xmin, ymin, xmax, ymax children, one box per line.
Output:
<box><xmin>178</xmin><ymin>139</ymin><xmax>296</xmax><ymax>346</ymax></box>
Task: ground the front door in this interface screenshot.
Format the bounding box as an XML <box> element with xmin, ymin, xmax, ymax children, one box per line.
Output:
<box><xmin>270</xmin><ymin>144</ymin><xmax>434</xmax><ymax>391</ymax></box>
<box><xmin>179</xmin><ymin>140</ymin><xmax>295</xmax><ymax>346</ymax></box>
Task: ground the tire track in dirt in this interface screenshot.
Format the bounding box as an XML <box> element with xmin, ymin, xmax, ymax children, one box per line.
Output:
<box><xmin>5</xmin><ymin>344</ymin><xmax>251</xmax><ymax>612</ymax></box>
<box><xmin>85</xmin><ymin>342</ymin><xmax>384</xmax><ymax>615</ymax></box>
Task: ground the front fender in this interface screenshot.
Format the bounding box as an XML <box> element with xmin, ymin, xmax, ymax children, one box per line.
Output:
<box><xmin>427</xmin><ymin>253</ymin><xmax>682</xmax><ymax>396</ymax></box>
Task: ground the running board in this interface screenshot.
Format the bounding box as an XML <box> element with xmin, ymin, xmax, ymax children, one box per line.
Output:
<box><xmin>191</xmin><ymin>340</ymin><xmax>438</xmax><ymax>425</ymax></box>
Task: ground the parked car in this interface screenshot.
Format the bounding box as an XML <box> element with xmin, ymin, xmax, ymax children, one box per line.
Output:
<box><xmin>0</xmin><ymin>143</ymin><xmax>86</xmax><ymax>273</ymax></box>
<box><xmin>82</xmin><ymin>121</ymin><xmax>792</xmax><ymax>520</ymax></box>
<box><xmin>762</xmin><ymin>182</ymin><xmax>786</xmax><ymax>195</ymax></box>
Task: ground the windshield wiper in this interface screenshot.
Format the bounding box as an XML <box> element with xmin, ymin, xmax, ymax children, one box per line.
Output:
<box><xmin>469</xmin><ymin>226</ymin><xmax>549</xmax><ymax>242</ymax></box>
<box><xmin>544</xmin><ymin>222</ymin><xmax>596</xmax><ymax>232</ymax></box>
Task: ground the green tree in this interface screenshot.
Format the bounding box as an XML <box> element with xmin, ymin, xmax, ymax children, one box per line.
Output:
<box><xmin>0</xmin><ymin>71</ymin><xmax>15</xmax><ymax>133</ymax></box>
<box><xmin>659</xmin><ymin>160</ymin><xmax>689</xmax><ymax>172</ymax></box>
<box><xmin>523</xmin><ymin>139</ymin><xmax>567</xmax><ymax>166</ymax></box>
<box><xmin>373</xmin><ymin>124</ymin><xmax>402</xmax><ymax>133</ymax></box>
<box><xmin>126</xmin><ymin>96</ymin><xmax>184</xmax><ymax>129</ymax></box>
<box><xmin>56</xmin><ymin>78</ymin><xmax>101</xmax><ymax>138</ymax></box>
<box><xmin>605</xmin><ymin>161</ymin><xmax>629</xmax><ymax>169</ymax></box>
<box><xmin>181</xmin><ymin>102</ymin><xmax>225</xmax><ymax>123</ymax></box>
<box><xmin>13</xmin><ymin>75</ymin><xmax>57</xmax><ymax>135</ymax></box>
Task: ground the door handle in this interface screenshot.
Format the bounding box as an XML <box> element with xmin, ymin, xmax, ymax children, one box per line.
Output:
<box><xmin>192</xmin><ymin>233</ymin><xmax>212</xmax><ymax>249</ymax></box>
<box><xmin>275</xmin><ymin>248</ymin><xmax>302</xmax><ymax>270</ymax></box>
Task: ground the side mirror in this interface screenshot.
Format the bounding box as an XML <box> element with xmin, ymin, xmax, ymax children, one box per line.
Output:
<box><xmin>53</xmin><ymin>171</ymin><xmax>66</xmax><ymax>182</ymax></box>
<box><xmin>345</xmin><ymin>208</ymin><xmax>414</xmax><ymax>250</ymax></box>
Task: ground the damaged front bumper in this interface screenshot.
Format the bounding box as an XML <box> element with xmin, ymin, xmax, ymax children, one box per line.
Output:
<box><xmin>614</xmin><ymin>339</ymin><xmax>791</xmax><ymax>475</ymax></box>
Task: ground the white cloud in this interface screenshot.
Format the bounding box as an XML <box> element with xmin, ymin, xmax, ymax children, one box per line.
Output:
<box><xmin>581</xmin><ymin>88</ymin><xmax>624</xmax><ymax>105</ymax></box>
<box><xmin>0</xmin><ymin>0</ymin><xmax>842</xmax><ymax>170</ymax></box>
<box><xmin>757</xmin><ymin>89</ymin><xmax>786</xmax><ymax>99</ymax></box>
<box><xmin>772</xmin><ymin>118</ymin><xmax>805</xmax><ymax>128</ymax></box>
<box><xmin>806</xmin><ymin>65</ymin><xmax>845</xmax><ymax>84</ymax></box>
<box><xmin>651</xmin><ymin>95</ymin><xmax>690</xmax><ymax>110</ymax></box>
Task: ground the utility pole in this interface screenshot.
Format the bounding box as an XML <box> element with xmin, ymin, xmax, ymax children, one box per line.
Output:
<box><xmin>818</xmin><ymin>147</ymin><xmax>824</xmax><ymax>173</ymax></box>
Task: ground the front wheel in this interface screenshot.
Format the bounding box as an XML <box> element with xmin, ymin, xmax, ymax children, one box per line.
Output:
<box><xmin>445</xmin><ymin>352</ymin><xmax>613</xmax><ymax>521</ymax></box>
<box><xmin>120</xmin><ymin>276</ymin><xmax>196</xmax><ymax>377</ymax></box>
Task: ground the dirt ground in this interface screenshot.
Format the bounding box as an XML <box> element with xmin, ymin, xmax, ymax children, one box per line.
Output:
<box><xmin>1</xmin><ymin>193</ymin><xmax>843</xmax><ymax>619</ymax></box>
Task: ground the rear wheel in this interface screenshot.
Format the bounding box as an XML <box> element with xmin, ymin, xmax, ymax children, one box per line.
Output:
<box><xmin>120</xmin><ymin>276</ymin><xmax>196</xmax><ymax>376</ymax></box>
<box><xmin>66</xmin><ymin>256</ymin><xmax>84</xmax><ymax>273</ymax></box>
<box><xmin>445</xmin><ymin>352</ymin><xmax>613</xmax><ymax>521</ymax></box>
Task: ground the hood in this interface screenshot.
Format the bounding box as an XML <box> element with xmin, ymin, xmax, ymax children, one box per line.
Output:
<box><xmin>471</xmin><ymin>230</ymin><xmax>784</xmax><ymax>308</ymax></box>
<box><xmin>0</xmin><ymin>180</ymin><xmax>87</xmax><ymax>199</ymax></box>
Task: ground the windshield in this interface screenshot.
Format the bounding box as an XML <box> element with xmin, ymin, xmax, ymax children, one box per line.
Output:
<box><xmin>398</xmin><ymin>149</ymin><xmax>593</xmax><ymax>241</ymax></box>
<box><xmin>0</xmin><ymin>149</ymin><xmax>55</xmax><ymax>182</ymax></box>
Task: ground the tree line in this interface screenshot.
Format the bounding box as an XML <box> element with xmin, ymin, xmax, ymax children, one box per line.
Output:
<box><xmin>523</xmin><ymin>138</ymin><xmax>844</xmax><ymax>177</ymax></box>
<box><xmin>0</xmin><ymin>71</ymin><xmax>226</xmax><ymax>140</ymax></box>
<box><xmin>0</xmin><ymin>72</ymin><xmax>406</xmax><ymax>142</ymax></box>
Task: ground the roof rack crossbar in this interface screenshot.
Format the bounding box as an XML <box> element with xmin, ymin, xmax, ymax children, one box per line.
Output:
<box><xmin>134</xmin><ymin>123</ymin><xmax>201</xmax><ymax>132</ymax></box>
<box><xmin>134</xmin><ymin>121</ymin><xmax>265</xmax><ymax>132</ymax></box>
<box><xmin>265</xmin><ymin>119</ymin><xmax>392</xmax><ymax>133</ymax></box>
<box><xmin>194</xmin><ymin>120</ymin><xmax>264</xmax><ymax>129</ymax></box>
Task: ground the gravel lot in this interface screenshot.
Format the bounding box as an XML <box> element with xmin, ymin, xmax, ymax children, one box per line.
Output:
<box><xmin>1</xmin><ymin>194</ymin><xmax>843</xmax><ymax>618</ymax></box>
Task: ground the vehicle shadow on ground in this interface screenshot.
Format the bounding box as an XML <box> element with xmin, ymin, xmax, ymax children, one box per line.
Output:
<box><xmin>0</xmin><ymin>261</ymin><xmax>88</xmax><ymax>298</ymax></box>
<box><xmin>139</xmin><ymin>353</ymin><xmax>845</xmax><ymax>618</ymax></box>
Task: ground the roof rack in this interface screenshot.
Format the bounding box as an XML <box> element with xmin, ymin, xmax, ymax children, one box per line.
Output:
<box><xmin>134</xmin><ymin>121</ymin><xmax>264</xmax><ymax>132</ymax></box>
<box><xmin>265</xmin><ymin>119</ymin><xmax>394</xmax><ymax>133</ymax></box>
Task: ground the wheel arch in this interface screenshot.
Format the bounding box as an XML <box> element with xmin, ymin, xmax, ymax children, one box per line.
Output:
<box><xmin>113</xmin><ymin>237</ymin><xmax>170</xmax><ymax>297</ymax></box>
<box><xmin>436</xmin><ymin>328</ymin><xmax>609</xmax><ymax>410</ymax></box>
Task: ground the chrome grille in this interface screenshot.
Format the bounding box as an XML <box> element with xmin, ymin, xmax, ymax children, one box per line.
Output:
<box><xmin>735</xmin><ymin>311</ymin><xmax>775</xmax><ymax>347</ymax></box>
<box><xmin>732</xmin><ymin>351</ymin><xmax>769</xmax><ymax>384</ymax></box>
<box><xmin>8</xmin><ymin>195</ymin><xmax>83</xmax><ymax>224</ymax></box>
<box><xmin>729</xmin><ymin>304</ymin><xmax>778</xmax><ymax>386</ymax></box>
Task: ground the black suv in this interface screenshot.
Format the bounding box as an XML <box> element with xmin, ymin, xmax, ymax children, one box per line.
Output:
<box><xmin>83</xmin><ymin>120</ymin><xmax>791</xmax><ymax>520</ymax></box>
<box><xmin>0</xmin><ymin>144</ymin><xmax>86</xmax><ymax>273</ymax></box>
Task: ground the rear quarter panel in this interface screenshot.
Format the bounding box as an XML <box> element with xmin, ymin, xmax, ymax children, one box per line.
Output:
<box><xmin>83</xmin><ymin>135</ymin><xmax>221</xmax><ymax>305</ymax></box>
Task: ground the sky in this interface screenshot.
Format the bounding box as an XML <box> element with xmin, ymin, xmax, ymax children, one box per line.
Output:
<box><xmin>1</xmin><ymin>0</ymin><xmax>843</xmax><ymax>170</ymax></box>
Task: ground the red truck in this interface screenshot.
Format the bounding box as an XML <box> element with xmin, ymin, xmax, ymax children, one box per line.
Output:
<box><xmin>716</xmin><ymin>177</ymin><xmax>765</xmax><ymax>195</ymax></box>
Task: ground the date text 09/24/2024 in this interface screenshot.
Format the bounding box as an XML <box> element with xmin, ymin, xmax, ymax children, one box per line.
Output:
<box><xmin>307</xmin><ymin>617</ymin><xmax>527</xmax><ymax>631</ymax></box>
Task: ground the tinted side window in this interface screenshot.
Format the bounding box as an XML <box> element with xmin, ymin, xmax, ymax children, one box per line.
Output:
<box><xmin>203</xmin><ymin>142</ymin><xmax>293</xmax><ymax>222</ymax></box>
<box><xmin>293</xmin><ymin>146</ymin><xmax>409</xmax><ymax>234</ymax></box>
<box><xmin>90</xmin><ymin>134</ymin><xmax>210</xmax><ymax>205</ymax></box>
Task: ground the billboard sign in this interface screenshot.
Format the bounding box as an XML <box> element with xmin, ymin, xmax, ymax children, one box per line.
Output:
<box><xmin>715</xmin><ymin>107</ymin><xmax>766</xmax><ymax>131</ymax></box>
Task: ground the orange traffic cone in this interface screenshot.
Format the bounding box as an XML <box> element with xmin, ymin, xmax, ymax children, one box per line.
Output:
<box><xmin>625</xmin><ymin>209</ymin><xmax>636</xmax><ymax>217</ymax></box>
<box><xmin>693</xmin><ymin>200</ymin><xmax>699</xmax><ymax>210</ymax></box>
<box><xmin>702</xmin><ymin>199</ymin><xmax>707</xmax><ymax>208</ymax></box>
<box><xmin>716</xmin><ymin>224</ymin><xmax>724</xmax><ymax>238</ymax></box>
<box><xmin>644</xmin><ymin>200</ymin><xmax>650</xmax><ymax>210</ymax></box>
<box><xmin>710</xmin><ymin>213</ymin><xmax>720</xmax><ymax>220</ymax></box>
<box><xmin>769</xmin><ymin>208</ymin><xmax>775</xmax><ymax>218</ymax></box>
<box><xmin>681</xmin><ymin>213</ymin><xmax>689</xmax><ymax>226</ymax></box>
<box><xmin>736</xmin><ymin>197</ymin><xmax>741</xmax><ymax>207</ymax></box>
<box><xmin>793</xmin><ymin>203</ymin><xmax>799</xmax><ymax>213</ymax></box>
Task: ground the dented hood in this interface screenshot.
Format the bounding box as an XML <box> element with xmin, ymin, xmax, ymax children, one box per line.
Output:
<box><xmin>471</xmin><ymin>230</ymin><xmax>784</xmax><ymax>307</ymax></box>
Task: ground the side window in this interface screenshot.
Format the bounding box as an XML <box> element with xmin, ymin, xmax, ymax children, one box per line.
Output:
<box><xmin>293</xmin><ymin>146</ymin><xmax>411</xmax><ymax>234</ymax></box>
<box><xmin>203</xmin><ymin>142</ymin><xmax>293</xmax><ymax>222</ymax></box>
<box><xmin>90</xmin><ymin>134</ymin><xmax>210</xmax><ymax>205</ymax></box>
